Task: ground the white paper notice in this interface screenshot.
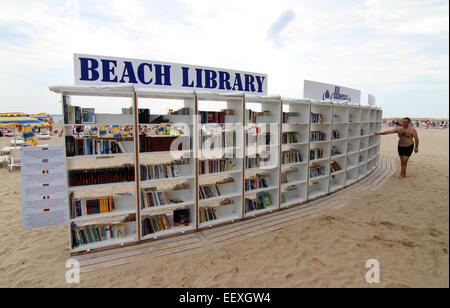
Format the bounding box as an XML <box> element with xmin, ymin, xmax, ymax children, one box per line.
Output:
<box><xmin>21</xmin><ymin>146</ymin><xmax>68</xmax><ymax>230</ymax></box>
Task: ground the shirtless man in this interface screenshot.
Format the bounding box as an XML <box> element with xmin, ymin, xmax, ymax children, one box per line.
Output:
<box><xmin>375</xmin><ymin>117</ymin><xmax>419</xmax><ymax>178</ymax></box>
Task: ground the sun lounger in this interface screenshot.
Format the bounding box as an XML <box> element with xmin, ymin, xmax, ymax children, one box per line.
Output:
<box><xmin>8</xmin><ymin>148</ymin><xmax>22</xmax><ymax>171</ymax></box>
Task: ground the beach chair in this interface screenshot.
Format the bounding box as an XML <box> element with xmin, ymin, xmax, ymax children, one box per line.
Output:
<box><xmin>8</xmin><ymin>148</ymin><xmax>22</xmax><ymax>171</ymax></box>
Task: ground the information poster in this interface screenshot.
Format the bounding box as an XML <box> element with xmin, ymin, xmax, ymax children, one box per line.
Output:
<box><xmin>21</xmin><ymin>146</ymin><xmax>68</xmax><ymax>230</ymax></box>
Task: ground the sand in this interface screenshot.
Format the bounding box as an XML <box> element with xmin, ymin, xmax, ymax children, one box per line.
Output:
<box><xmin>0</xmin><ymin>128</ymin><xmax>448</xmax><ymax>288</ymax></box>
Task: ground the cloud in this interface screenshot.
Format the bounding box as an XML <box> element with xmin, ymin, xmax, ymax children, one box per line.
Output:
<box><xmin>266</xmin><ymin>9</ymin><xmax>296</xmax><ymax>48</ymax></box>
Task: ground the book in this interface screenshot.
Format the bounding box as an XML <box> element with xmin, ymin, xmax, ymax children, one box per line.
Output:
<box><xmin>332</xmin><ymin>130</ymin><xmax>340</xmax><ymax>140</ymax></box>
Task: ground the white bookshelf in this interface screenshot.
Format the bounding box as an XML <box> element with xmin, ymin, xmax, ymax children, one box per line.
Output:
<box><xmin>54</xmin><ymin>86</ymin><xmax>140</xmax><ymax>253</ymax></box>
<box><xmin>244</xmin><ymin>96</ymin><xmax>281</xmax><ymax>216</ymax></box>
<box><xmin>197</xmin><ymin>93</ymin><xmax>244</xmax><ymax>228</ymax></box>
<box><xmin>281</xmin><ymin>99</ymin><xmax>310</xmax><ymax>208</ymax></box>
<box><xmin>136</xmin><ymin>90</ymin><xmax>197</xmax><ymax>240</ymax></box>
<box><xmin>308</xmin><ymin>101</ymin><xmax>333</xmax><ymax>199</ymax></box>
<box><xmin>50</xmin><ymin>85</ymin><xmax>383</xmax><ymax>254</ymax></box>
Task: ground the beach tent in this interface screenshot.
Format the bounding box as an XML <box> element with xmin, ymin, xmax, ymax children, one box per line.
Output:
<box><xmin>0</xmin><ymin>117</ymin><xmax>49</xmax><ymax>146</ymax></box>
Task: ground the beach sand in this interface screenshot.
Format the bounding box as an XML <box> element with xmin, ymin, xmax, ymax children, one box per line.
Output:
<box><xmin>0</xmin><ymin>128</ymin><xmax>448</xmax><ymax>288</ymax></box>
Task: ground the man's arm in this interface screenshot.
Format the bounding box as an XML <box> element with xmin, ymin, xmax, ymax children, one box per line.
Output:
<box><xmin>375</xmin><ymin>128</ymin><xmax>398</xmax><ymax>136</ymax></box>
<box><xmin>412</xmin><ymin>128</ymin><xmax>419</xmax><ymax>153</ymax></box>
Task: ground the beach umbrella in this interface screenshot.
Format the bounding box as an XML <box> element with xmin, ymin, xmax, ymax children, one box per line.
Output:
<box><xmin>0</xmin><ymin>117</ymin><xmax>49</xmax><ymax>146</ymax></box>
<box><xmin>0</xmin><ymin>112</ymin><xmax>28</xmax><ymax>117</ymax></box>
<box><xmin>31</xmin><ymin>113</ymin><xmax>50</xmax><ymax>120</ymax></box>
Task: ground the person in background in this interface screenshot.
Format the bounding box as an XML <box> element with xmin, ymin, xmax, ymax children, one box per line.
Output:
<box><xmin>375</xmin><ymin>117</ymin><xmax>419</xmax><ymax>179</ymax></box>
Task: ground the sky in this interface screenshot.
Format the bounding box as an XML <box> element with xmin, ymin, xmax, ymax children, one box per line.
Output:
<box><xmin>0</xmin><ymin>0</ymin><xmax>448</xmax><ymax>118</ymax></box>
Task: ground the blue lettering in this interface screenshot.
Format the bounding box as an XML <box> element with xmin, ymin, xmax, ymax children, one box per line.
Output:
<box><xmin>101</xmin><ymin>59</ymin><xmax>118</xmax><ymax>83</ymax></box>
<box><xmin>79</xmin><ymin>57</ymin><xmax>100</xmax><ymax>81</ymax></box>
<box><xmin>204</xmin><ymin>70</ymin><xmax>218</xmax><ymax>89</ymax></box>
<box><xmin>196</xmin><ymin>69</ymin><xmax>203</xmax><ymax>88</ymax></box>
<box><xmin>154</xmin><ymin>64</ymin><xmax>172</xmax><ymax>86</ymax></box>
<box><xmin>137</xmin><ymin>63</ymin><xmax>153</xmax><ymax>85</ymax></box>
<box><xmin>219</xmin><ymin>71</ymin><xmax>232</xmax><ymax>90</ymax></box>
<box><xmin>255</xmin><ymin>76</ymin><xmax>265</xmax><ymax>93</ymax></box>
<box><xmin>244</xmin><ymin>74</ymin><xmax>256</xmax><ymax>92</ymax></box>
<box><xmin>119</xmin><ymin>61</ymin><xmax>138</xmax><ymax>84</ymax></box>
<box><xmin>232</xmin><ymin>74</ymin><xmax>243</xmax><ymax>91</ymax></box>
<box><xmin>182</xmin><ymin>67</ymin><xmax>194</xmax><ymax>88</ymax></box>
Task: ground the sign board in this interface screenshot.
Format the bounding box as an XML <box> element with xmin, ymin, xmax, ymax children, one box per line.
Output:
<box><xmin>74</xmin><ymin>54</ymin><xmax>268</xmax><ymax>95</ymax></box>
<box><xmin>22</xmin><ymin>146</ymin><xmax>68</xmax><ymax>229</ymax></box>
<box><xmin>303</xmin><ymin>80</ymin><xmax>361</xmax><ymax>105</ymax></box>
<box><xmin>368</xmin><ymin>94</ymin><xmax>376</xmax><ymax>106</ymax></box>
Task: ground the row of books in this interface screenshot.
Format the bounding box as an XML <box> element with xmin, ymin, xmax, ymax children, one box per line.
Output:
<box><xmin>142</xmin><ymin>214</ymin><xmax>171</xmax><ymax>236</ymax></box>
<box><xmin>310</xmin><ymin>131</ymin><xmax>327</xmax><ymax>142</ymax></box>
<box><xmin>281</xmin><ymin>167</ymin><xmax>298</xmax><ymax>184</ymax></box>
<box><xmin>140</xmin><ymin>159</ymin><xmax>189</xmax><ymax>181</ymax></box>
<box><xmin>141</xmin><ymin>190</ymin><xmax>184</xmax><ymax>209</ymax></box>
<box><xmin>139</xmin><ymin>134</ymin><xmax>190</xmax><ymax>153</ymax></box>
<box><xmin>199</xmin><ymin>207</ymin><xmax>218</xmax><ymax>223</ymax></box>
<box><xmin>330</xmin><ymin>161</ymin><xmax>343</xmax><ymax>173</ymax></box>
<box><xmin>65</xmin><ymin>136</ymin><xmax>126</xmax><ymax>157</ymax></box>
<box><xmin>310</xmin><ymin>148</ymin><xmax>325</xmax><ymax>160</ymax></box>
<box><xmin>142</xmin><ymin>209</ymin><xmax>190</xmax><ymax>235</ymax></box>
<box><xmin>199</xmin><ymin>159</ymin><xmax>236</xmax><ymax>175</ymax></box>
<box><xmin>309</xmin><ymin>165</ymin><xmax>327</xmax><ymax>178</ymax></box>
<box><xmin>199</xmin><ymin>130</ymin><xmax>236</xmax><ymax>149</ymax></box>
<box><xmin>70</xmin><ymin>197</ymin><xmax>115</xmax><ymax>219</ymax></box>
<box><xmin>245</xmin><ymin>132</ymin><xmax>271</xmax><ymax>147</ymax></box>
<box><xmin>199</xmin><ymin>178</ymin><xmax>233</xmax><ymax>200</ymax></box>
<box><xmin>199</xmin><ymin>110</ymin><xmax>234</xmax><ymax>124</ymax></box>
<box><xmin>68</xmin><ymin>166</ymin><xmax>135</xmax><ymax>187</ymax></box>
<box><xmin>71</xmin><ymin>222</ymin><xmax>127</xmax><ymax>248</ymax></box>
<box><xmin>282</xmin><ymin>132</ymin><xmax>299</xmax><ymax>144</ymax></box>
<box><xmin>245</xmin><ymin>174</ymin><xmax>269</xmax><ymax>191</ymax></box>
<box><xmin>332</xmin><ymin>130</ymin><xmax>341</xmax><ymax>140</ymax></box>
<box><xmin>247</xmin><ymin>110</ymin><xmax>270</xmax><ymax>123</ymax></box>
<box><xmin>245</xmin><ymin>192</ymin><xmax>272</xmax><ymax>213</ymax></box>
<box><xmin>245</xmin><ymin>153</ymin><xmax>271</xmax><ymax>169</ymax></box>
<box><xmin>311</xmin><ymin>113</ymin><xmax>324</xmax><ymax>124</ymax></box>
<box><xmin>282</xmin><ymin>150</ymin><xmax>302</xmax><ymax>164</ymax></box>
<box><xmin>282</xmin><ymin>112</ymin><xmax>300</xmax><ymax>123</ymax></box>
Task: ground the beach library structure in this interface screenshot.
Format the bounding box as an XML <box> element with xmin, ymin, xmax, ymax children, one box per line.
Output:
<box><xmin>49</xmin><ymin>55</ymin><xmax>382</xmax><ymax>254</ymax></box>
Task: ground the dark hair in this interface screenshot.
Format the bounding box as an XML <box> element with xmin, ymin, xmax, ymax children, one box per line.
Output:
<box><xmin>403</xmin><ymin>117</ymin><xmax>411</xmax><ymax>122</ymax></box>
